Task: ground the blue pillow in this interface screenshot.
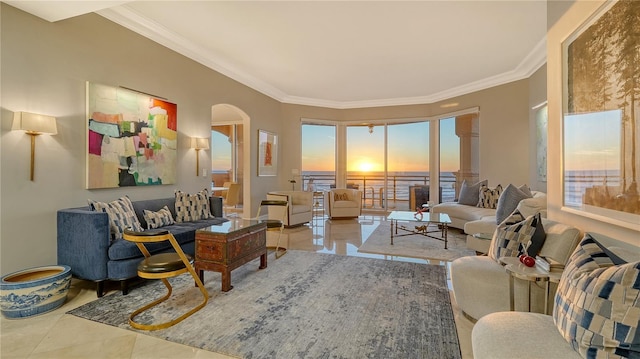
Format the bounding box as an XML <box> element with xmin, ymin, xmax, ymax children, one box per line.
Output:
<box><xmin>495</xmin><ymin>184</ymin><xmax>533</xmax><ymax>224</ymax></box>
<box><xmin>457</xmin><ymin>179</ymin><xmax>488</xmax><ymax>206</ymax></box>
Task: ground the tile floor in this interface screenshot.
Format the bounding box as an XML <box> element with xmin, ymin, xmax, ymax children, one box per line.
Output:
<box><xmin>0</xmin><ymin>214</ymin><xmax>475</xmax><ymax>359</ymax></box>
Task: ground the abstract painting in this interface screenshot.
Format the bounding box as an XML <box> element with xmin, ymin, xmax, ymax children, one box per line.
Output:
<box><xmin>86</xmin><ymin>82</ymin><xmax>177</xmax><ymax>189</ymax></box>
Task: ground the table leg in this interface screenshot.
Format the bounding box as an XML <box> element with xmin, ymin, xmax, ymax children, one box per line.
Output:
<box><xmin>390</xmin><ymin>220</ymin><xmax>394</xmax><ymax>245</ymax></box>
<box><xmin>221</xmin><ymin>269</ymin><xmax>233</xmax><ymax>292</ymax></box>
<box><xmin>545</xmin><ymin>281</ymin><xmax>550</xmax><ymax>315</ymax></box>
<box><xmin>509</xmin><ymin>274</ymin><xmax>515</xmax><ymax>311</ymax></box>
<box><xmin>259</xmin><ymin>252</ymin><xmax>268</xmax><ymax>269</ymax></box>
<box><xmin>527</xmin><ymin>281</ymin><xmax>532</xmax><ymax>312</ymax></box>
<box><xmin>443</xmin><ymin>224</ymin><xmax>448</xmax><ymax>249</ymax></box>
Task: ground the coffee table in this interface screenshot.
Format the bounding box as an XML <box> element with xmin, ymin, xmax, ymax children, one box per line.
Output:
<box><xmin>195</xmin><ymin>219</ymin><xmax>267</xmax><ymax>292</ymax></box>
<box><xmin>387</xmin><ymin>211</ymin><xmax>452</xmax><ymax>249</ymax></box>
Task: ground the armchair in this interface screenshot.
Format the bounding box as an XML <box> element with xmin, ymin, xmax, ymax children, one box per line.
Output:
<box><xmin>325</xmin><ymin>189</ymin><xmax>362</xmax><ymax>219</ymax></box>
<box><xmin>266</xmin><ymin>191</ymin><xmax>313</xmax><ymax>227</ymax></box>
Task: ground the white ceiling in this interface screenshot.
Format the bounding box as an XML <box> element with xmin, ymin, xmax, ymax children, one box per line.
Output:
<box><xmin>6</xmin><ymin>1</ymin><xmax>548</xmax><ymax>109</ymax></box>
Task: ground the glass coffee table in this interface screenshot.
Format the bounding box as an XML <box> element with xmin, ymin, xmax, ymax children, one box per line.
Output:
<box><xmin>387</xmin><ymin>211</ymin><xmax>452</xmax><ymax>249</ymax></box>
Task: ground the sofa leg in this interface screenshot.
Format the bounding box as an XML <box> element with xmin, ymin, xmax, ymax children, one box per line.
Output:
<box><xmin>121</xmin><ymin>280</ymin><xmax>129</xmax><ymax>295</ymax></box>
<box><xmin>96</xmin><ymin>281</ymin><xmax>105</xmax><ymax>298</ymax></box>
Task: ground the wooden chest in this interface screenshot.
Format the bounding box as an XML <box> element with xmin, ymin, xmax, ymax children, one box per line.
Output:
<box><xmin>195</xmin><ymin>220</ymin><xmax>267</xmax><ymax>292</ymax></box>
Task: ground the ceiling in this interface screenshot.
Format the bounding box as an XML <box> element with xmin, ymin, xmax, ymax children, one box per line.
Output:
<box><xmin>6</xmin><ymin>1</ymin><xmax>548</xmax><ymax>109</ymax></box>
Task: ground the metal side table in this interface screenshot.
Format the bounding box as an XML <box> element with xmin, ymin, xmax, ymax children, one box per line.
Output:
<box><xmin>500</xmin><ymin>257</ymin><xmax>562</xmax><ymax>315</ymax></box>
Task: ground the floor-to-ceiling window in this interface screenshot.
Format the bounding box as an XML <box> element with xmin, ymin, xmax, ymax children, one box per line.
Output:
<box><xmin>302</xmin><ymin>108</ymin><xmax>478</xmax><ymax>212</ymax></box>
<box><xmin>301</xmin><ymin>123</ymin><xmax>336</xmax><ymax>192</ymax></box>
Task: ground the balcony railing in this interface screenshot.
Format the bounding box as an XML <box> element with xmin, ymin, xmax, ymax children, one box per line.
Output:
<box><xmin>302</xmin><ymin>172</ymin><xmax>457</xmax><ymax>211</ymax></box>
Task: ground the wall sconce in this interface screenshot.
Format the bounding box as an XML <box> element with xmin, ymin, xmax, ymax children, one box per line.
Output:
<box><xmin>191</xmin><ymin>137</ymin><xmax>209</xmax><ymax>176</ymax></box>
<box><xmin>12</xmin><ymin>111</ymin><xmax>57</xmax><ymax>181</ymax></box>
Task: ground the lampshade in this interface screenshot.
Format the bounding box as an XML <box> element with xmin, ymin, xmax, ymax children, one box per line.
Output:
<box><xmin>191</xmin><ymin>137</ymin><xmax>209</xmax><ymax>150</ymax></box>
<box><xmin>12</xmin><ymin>112</ymin><xmax>57</xmax><ymax>135</ymax></box>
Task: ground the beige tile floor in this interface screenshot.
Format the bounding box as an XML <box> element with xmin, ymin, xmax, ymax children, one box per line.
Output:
<box><xmin>0</xmin><ymin>213</ymin><xmax>475</xmax><ymax>359</ymax></box>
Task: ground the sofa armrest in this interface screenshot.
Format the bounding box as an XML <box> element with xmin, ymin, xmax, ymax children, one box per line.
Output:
<box><xmin>209</xmin><ymin>196</ymin><xmax>223</xmax><ymax>217</ymax></box>
<box><xmin>57</xmin><ymin>208</ymin><xmax>110</xmax><ymax>281</ymax></box>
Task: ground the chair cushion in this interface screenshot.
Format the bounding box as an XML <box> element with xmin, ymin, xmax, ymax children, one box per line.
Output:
<box><xmin>333</xmin><ymin>200</ymin><xmax>359</xmax><ymax>208</ymax></box>
<box><xmin>554</xmin><ymin>233</ymin><xmax>640</xmax><ymax>358</ymax></box>
<box><xmin>138</xmin><ymin>252</ymin><xmax>192</xmax><ymax>273</ymax></box>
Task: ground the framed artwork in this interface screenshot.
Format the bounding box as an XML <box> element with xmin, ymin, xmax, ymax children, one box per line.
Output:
<box><xmin>258</xmin><ymin>129</ymin><xmax>277</xmax><ymax>176</ymax></box>
<box><xmin>561</xmin><ymin>0</ymin><xmax>640</xmax><ymax>230</ymax></box>
<box><xmin>535</xmin><ymin>104</ymin><xmax>548</xmax><ymax>182</ymax></box>
<box><xmin>86</xmin><ymin>82</ymin><xmax>177</xmax><ymax>189</ymax></box>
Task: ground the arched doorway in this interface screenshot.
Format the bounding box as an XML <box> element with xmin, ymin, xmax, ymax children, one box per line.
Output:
<box><xmin>212</xmin><ymin>104</ymin><xmax>250</xmax><ymax>217</ymax></box>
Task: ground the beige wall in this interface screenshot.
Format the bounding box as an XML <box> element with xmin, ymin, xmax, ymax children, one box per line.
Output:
<box><xmin>0</xmin><ymin>3</ymin><xmax>548</xmax><ymax>275</ymax></box>
<box><xmin>0</xmin><ymin>5</ymin><xmax>283</xmax><ymax>274</ymax></box>
<box><xmin>280</xmin><ymin>79</ymin><xmax>534</xmax><ymax>191</ymax></box>
<box><xmin>547</xmin><ymin>0</ymin><xmax>638</xmax><ymax>245</ymax></box>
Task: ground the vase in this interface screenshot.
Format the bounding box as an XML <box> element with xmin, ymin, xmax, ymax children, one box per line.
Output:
<box><xmin>0</xmin><ymin>265</ymin><xmax>71</xmax><ymax>319</ymax></box>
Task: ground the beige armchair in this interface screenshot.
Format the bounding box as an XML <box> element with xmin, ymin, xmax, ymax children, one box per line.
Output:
<box><xmin>266</xmin><ymin>191</ymin><xmax>313</xmax><ymax>227</ymax></box>
<box><xmin>324</xmin><ymin>189</ymin><xmax>362</xmax><ymax>219</ymax></box>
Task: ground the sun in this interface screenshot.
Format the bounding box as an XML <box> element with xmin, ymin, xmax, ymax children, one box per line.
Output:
<box><xmin>359</xmin><ymin>161</ymin><xmax>374</xmax><ymax>172</ymax></box>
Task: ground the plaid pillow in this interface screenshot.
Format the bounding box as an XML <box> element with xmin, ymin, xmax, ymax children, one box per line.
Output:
<box><xmin>143</xmin><ymin>205</ymin><xmax>175</xmax><ymax>229</ymax></box>
<box><xmin>554</xmin><ymin>234</ymin><xmax>640</xmax><ymax>358</ymax></box>
<box><xmin>175</xmin><ymin>189</ymin><xmax>212</xmax><ymax>222</ymax></box>
<box><xmin>89</xmin><ymin>195</ymin><xmax>143</xmax><ymax>241</ymax></box>
<box><xmin>488</xmin><ymin>210</ymin><xmax>546</xmax><ymax>261</ymax></box>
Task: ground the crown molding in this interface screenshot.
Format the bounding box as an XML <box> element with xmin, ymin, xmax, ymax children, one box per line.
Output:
<box><xmin>98</xmin><ymin>6</ymin><xmax>547</xmax><ymax>110</ymax></box>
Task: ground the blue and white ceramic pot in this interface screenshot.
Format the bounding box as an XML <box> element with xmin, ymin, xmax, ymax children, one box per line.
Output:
<box><xmin>0</xmin><ymin>265</ymin><xmax>71</xmax><ymax>319</ymax></box>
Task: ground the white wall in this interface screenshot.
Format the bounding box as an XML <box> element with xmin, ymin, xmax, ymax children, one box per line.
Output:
<box><xmin>546</xmin><ymin>1</ymin><xmax>638</xmax><ymax>245</ymax></box>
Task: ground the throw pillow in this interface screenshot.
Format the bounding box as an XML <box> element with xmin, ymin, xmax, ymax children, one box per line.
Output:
<box><xmin>175</xmin><ymin>189</ymin><xmax>213</xmax><ymax>222</ymax></box>
<box><xmin>554</xmin><ymin>234</ymin><xmax>640</xmax><ymax>358</ymax></box>
<box><xmin>488</xmin><ymin>210</ymin><xmax>546</xmax><ymax>261</ymax></box>
<box><xmin>334</xmin><ymin>193</ymin><xmax>349</xmax><ymax>201</ymax></box>
<box><xmin>143</xmin><ymin>205</ymin><xmax>175</xmax><ymax>229</ymax></box>
<box><xmin>495</xmin><ymin>184</ymin><xmax>533</xmax><ymax>224</ymax></box>
<box><xmin>477</xmin><ymin>184</ymin><xmax>503</xmax><ymax>209</ymax></box>
<box><xmin>89</xmin><ymin>195</ymin><xmax>143</xmax><ymax>241</ymax></box>
<box><xmin>458</xmin><ymin>179</ymin><xmax>488</xmax><ymax>206</ymax></box>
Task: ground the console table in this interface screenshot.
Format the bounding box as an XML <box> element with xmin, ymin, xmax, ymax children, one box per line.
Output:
<box><xmin>195</xmin><ymin>219</ymin><xmax>267</xmax><ymax>292</ymax></box>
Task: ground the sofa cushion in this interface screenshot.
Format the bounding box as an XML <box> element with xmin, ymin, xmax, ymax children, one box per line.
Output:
<box><xmin>143</xmin><ymin>205</ymin><xmax>175</xmax><ymax>229</ymax></box>
<box><xmin>89</xmin><ymin>196</ymin><xmax>143</xmax><ymax>241</ymax></box>
<box><xmin>291</xmin><ymin>204</ymin><xmax>312</xmax><ymax>215</ymax></box>
<box><xmin>554</xmin><ymin>234</ymin><xmax>640</xmax><ymax>358</ymax></box>
<box><xmin>175</xmin><ymin>189</ymin><xmax>213</xmax><ymax>222</ymax></box>
<box><xmin>464</xmin><ymin>216</ymin><xmax>498</xmax><ymax>236</ymax></box>
<box><xmin>432</xmin><ymin>202</ymin><xmax>496</xmax><ymax>222</ymax></box>
<box><xmin>478</xmin><ymin>184</ymin><xmax>503</xmax><ymax>209</ymax></box>
<box><xmin>495</xmin><ymin>184</ymin><xmax>533</xmax><ymax>224</ymax></box>
<box><xmin>516</xmin><ymin>192</ymin><xmax>547</xmax><ymax>219</ymax></box>
<box><xmin>488</xmin><ymin>211</ymin><xmax>546</xmax><ymax>261</ymax></box>
<box><xmin>458</xmin><ymin>179</ymin><xmax>488</xmax><ymax>206</ymax></box>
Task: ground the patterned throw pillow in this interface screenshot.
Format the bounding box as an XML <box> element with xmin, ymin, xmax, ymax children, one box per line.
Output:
<box><xmin>175</xmin><ymin>189</ymin><xmax>212</xmax><ymax>222</ymax></box>
<box><xmin>89</xmin><ymin>195</ymin><xmax>143</xmax><ymax>241</ymax></box>
<box><xmin>477</xmin><ymin>184</ymin><xmax>503</xmax><ymax>209</ymax></box>
<box><xmin>495</xmin><ymin>184</ymin><xmax>533</xmax><ymax>224</ymax></box>
<box><xmin>554</xmin><ymin>234</ymin><xmax>640</xmax><ymax>358</ymax></box>
<box><xmin>457</xmin><ymin>179</ymin><xmax>488</xmax><ymax>206</ymax></box>
<box><xmin>143</xmin><ymin>205</ymin><xmax>175</xmax><ymax>229</ymax></box>
<box><xmin>334</xmin><ymin>193</ymin><xmax>349</xmax><ymax>201</ymax></box>
<box><xmin>488</xmin><ymin>210</ymin><xmax>546</xmax><ymax>261</ymax></box>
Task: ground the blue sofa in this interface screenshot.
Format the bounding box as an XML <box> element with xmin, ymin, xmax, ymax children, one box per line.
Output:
<box><xmin>57</xmin><ymin>196</ymin><xmax>227</xmax><ymax>297</ymax></box>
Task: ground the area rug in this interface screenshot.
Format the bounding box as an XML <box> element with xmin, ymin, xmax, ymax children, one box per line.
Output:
<box><xmin>68</xmin><ymin>250</ymin><xmax>461</xmax><ymax>359</ymax></box>
<box><xmin>358</xmin><ymin>223</ymin><xmax>476</xmax><ymax>262</ymax></box>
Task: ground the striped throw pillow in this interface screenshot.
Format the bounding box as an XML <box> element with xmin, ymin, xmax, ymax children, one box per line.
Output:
<box><xmin>143</xmin><ymin>205</ymin><xmax>175</xmax><ymax>229</ymax></box>
<box><xmin>89</xmin><ymin>195</ymin><xmax>143</xmax><ymax>241</ymax></box>
<box><xmin>175</xmin><ymin>189</ymin><xmax>212</xmax><ymax>222</ymax></box>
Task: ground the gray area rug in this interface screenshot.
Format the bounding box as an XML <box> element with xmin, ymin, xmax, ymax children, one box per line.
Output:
<box><xmin>359</xmin><ymin>224</ymin><xmax>476</xmax><ymax>262</ymax></box>
<box><xmin>68</xmin><ymin>251</ymin><xmax>461</xmax><ymax>359</ymax></box>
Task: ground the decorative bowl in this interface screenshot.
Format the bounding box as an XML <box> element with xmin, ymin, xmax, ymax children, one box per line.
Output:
<box><xmin>0</xmin><ymin>265</ymin><xmax>71</xmax><ymax>319</ymax></box>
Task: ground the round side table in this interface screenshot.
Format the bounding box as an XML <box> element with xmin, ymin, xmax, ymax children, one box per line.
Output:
<box><xmin>499</xmin><ymin>257</ymin><xmax>558</xmax><ymax>315</ymax></box>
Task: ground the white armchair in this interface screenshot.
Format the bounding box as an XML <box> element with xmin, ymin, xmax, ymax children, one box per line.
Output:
<box><xmin>266</xmin><ymin>191</ymin><xmax>313</xmax><ymax>227</ymax></box>
<box><xmin>324</xmin><ymin>189</ymin><xmax>362</xmax><ymax>219</ymax></box>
